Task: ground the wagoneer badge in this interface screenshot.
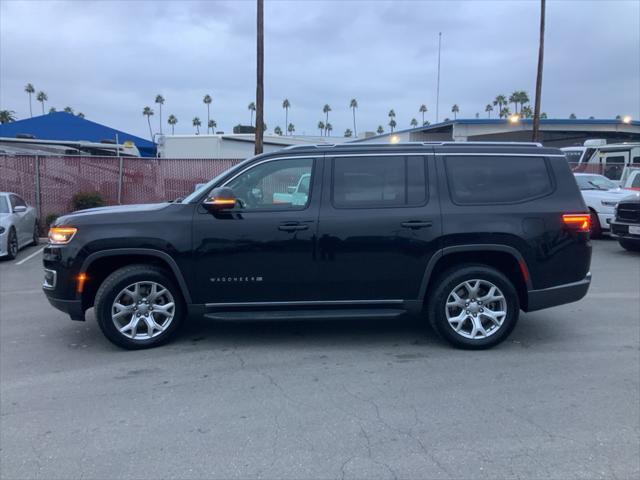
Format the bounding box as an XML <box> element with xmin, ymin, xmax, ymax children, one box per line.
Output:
<box><xmin>210</xmin><ymin>276</ymin><xmax>263</xmax><ymax>283</ymax></box>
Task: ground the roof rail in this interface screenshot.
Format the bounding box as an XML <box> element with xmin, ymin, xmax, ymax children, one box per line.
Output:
<box><xmin>431</xmin><ymin>141</ymin><xmax>543</xmax><ymax>147</ymax></box>
<box><xmin>281</xmin><ymin>141</ymin><xmax>544</xmax><ymax>150</ymax></box>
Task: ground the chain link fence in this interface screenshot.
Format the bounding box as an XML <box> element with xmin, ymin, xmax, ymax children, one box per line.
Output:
<box><xmin>0</xmin><ymin>156</ymin><xmax>242</xmax><ymax>226</ymax></box>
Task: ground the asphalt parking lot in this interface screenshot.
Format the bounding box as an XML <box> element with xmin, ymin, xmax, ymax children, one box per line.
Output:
<box><xmin>0</xmin><ymin>239</ymin><xmax>638</xmax><ymax>480</ymax></box>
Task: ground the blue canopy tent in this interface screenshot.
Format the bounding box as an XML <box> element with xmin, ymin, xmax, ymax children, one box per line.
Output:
<box><xmin>0</xmin><ymin>112</ymin><xmax>156</xmax><ymax>157</ymax></box>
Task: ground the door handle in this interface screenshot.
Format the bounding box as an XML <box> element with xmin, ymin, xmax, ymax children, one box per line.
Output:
<box><xmin>278</xmin><ymin>222</ymin><xmax>309</xmax><ymax>232</ymax></box>
<box><xmin>401</xmin><ymin>221</ymin><xmax>433</xmax><ymax>229</ymax></box>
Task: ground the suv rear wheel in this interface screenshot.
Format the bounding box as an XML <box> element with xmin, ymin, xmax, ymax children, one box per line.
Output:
<box><xmin>427</xmin><ymin>265</ymin><xmax>519</xmax><ymax>349</ymax></box>
<box><xmin>94</xmin><ymin>265</ymin><xmax>184</xmax><ymax>349</ymax></box>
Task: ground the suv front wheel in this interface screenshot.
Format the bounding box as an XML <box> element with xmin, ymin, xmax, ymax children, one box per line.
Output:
<box><xmin>427</xmin><ymin>265</ymin><xmax>519</xmax><ymax>349</ymax></box>
<box><xmin>94</xmin><ymin>265</ymin><xmax>185</xmax><ymax>349</ymax></box>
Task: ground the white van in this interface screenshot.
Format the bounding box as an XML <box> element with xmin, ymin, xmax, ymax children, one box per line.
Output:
<box><xmin>562</xmin><ymin>141</ymin><xmax>640</xmax><ymax>183</ymax></box>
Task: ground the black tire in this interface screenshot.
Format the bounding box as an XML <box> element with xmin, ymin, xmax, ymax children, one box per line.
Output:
<box><xmin>427</xmin><ymin>264</ymin><xmax>520</xmax><ymax>349</ymax></box>
<box><xmin>32</xmin><ymin>221</ymin><xmax>39</xmax><ymax>246</ymax></box>
<box><xmin>94</xmin><ymin>264</ymin><xmax>185</xmax><ymax>349</ymax></box>
<box><xmin>589</xmin><ymin>209</ymin><xmax>602</xmax><ymax>238</ymax></box>
<box><xmin>6</xmin><ymin>228</ymin><xmax>18</xmax><ymax>260</ymax></box>
<box><xmin>619</xmin><ymin>239</ymin><xmax>640</xmax><ymax>252</ymax></box>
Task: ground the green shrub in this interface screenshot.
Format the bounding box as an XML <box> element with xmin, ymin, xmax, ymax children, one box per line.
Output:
<box><xmin>71</xmin><ymin>192</ymin><xmax>105</xmax><ymax>211</ymax></box>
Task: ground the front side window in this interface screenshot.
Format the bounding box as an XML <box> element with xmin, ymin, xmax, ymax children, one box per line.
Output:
<box><xmin>0</xmin><ymin>196</ymin><xmax>9</xmax><ymax>214</ymax></box>
<box><xmin>446</xmin><ymin>156</ymin><xmax>553</xmax><ymax>204</ymax></box>
<box><xmin>603</xmin><ymin>155</ymin><xmax>626</xmax><ymax>181</ymax></box>
<box><xmin>332</xmin><ymin>156</ymin><xmax>427</xmax><ymax>208</ymax></box>
<box><xmin>224</xmin><ymin>157</ymin><xmax>314</xmax><ymax>210</ymax></box>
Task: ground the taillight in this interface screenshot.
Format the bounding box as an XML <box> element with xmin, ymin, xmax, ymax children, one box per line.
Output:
<box><xmin>562</xmin><ymin>214</ymin><xmax>591</xmax><ymax>232</ymax></box>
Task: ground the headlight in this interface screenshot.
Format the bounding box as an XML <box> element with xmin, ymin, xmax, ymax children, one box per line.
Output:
<box><xmin>601</xmin><ymin>200</ymin><xmax>617</xmax><ymax>207</ymax></box>
<box><xmin>48</xmin><ymin>227</ymin><xmax>77</xmax><ymax>244</ymax></box>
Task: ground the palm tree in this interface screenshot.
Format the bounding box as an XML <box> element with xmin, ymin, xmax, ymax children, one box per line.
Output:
<box><xmin>274</xmin><ymin>126</ymin><xmax>283</xmax><ymax>136</ymax></box>
<box><xmin>48</xmin><ymin>107</ymin><xmax>56</xmax><ymax>113</ymax></box>
<box><xmin>493</xmin><ymin>95</ymin><xmax>507</xmax><ymax>117</ymax></box>
<box><xmin>377</xmin><ymin>125</ymin><xmax>384</xmax><ymax>135</ymax></box>
<box><xmin>500</xmin><ymin>107</ymin><xmax>511</xmax><ymax>119</ymax></box>
<box><xmin>143</xmin><ymin>106</ymin><xmax>154</xmax><ymax>139</ymax></box>
<box><xmin>203</xmin><ymin>94</ymin><xmax>212</xmax><ymax>132</ymax></box>
<box><xmin>25</xmin><ymin>83</ymin><xmax>35</xmax><ymax>117</ymax></box>
<box><xmin>410</xmin><ymin>118</ymin><xmax>418</xmax><ymax>128</ymax></box>
<box><xmin>208</xmin><ymin>119</ymin><xmax>217</xmax><ymax>133</ymax></box>
<box><xmin>615</xmin><ymin>115</ymin><xmax>621</xmax><ymax>120</ymax></box>
<box><xmin>323</xmin><ymin>104</ymin><xmax>331</xmax><ymax>126</ymax></box>
<box><xmin>521</xmin><ymin>105</ymin><xmax>533</xmax><ymax>118</ymax></box>
<box><xmin>63</xmin><ymin>106</ymin><xmax>74</xmax><ymax>114</ymax></box>
<box><xmin>532</xmin><ymin>0</ymin><xmax>546</xmax><ymax>142</ymax></box>
<box><xmin>349</xmin><ymin>98</ymin><xmax>358</xmax><ymax>137</ymax></box>
<box><xmin>419</xmin><ymin>104</ymin><xmax>427</xmax><ymax>125</ymax></box>
<box><xmin>282</xmin><ymin>99</ymin><xmax>290</xmax><ymax>135</ymax></box>
<box><xmin>509</xmin><ymin>92</ymin><xmax>520</xmax><ymax>113</ymax></box>
<box><xmin>451</xmin><ymin>104</ymin><xmax>459</xmax><ymax>120</ymax></box>
<box><xmin>344</xmin><ymin>128</ymin><xmax>353</xmax><ymax>138</ymax></box>
<box><xmin>76</xmin><ymin>112</ymin><xmax>85</xmax><ymax>119</ymax></box>
<box><xmin>155</xmin><ymin>94</ymin><xmax>165</xmax><ymax>134</ymax></box>
<box><xmin>287</xmin><ymin>123</ymin><xmax>295</xmax><ymax>135</ymax></box>
<box><xmin>389</xmin><ymin>118</ymin><xmax>397</xmax><ymax>132</ymax></box>
<box><xmin>541</xmin><ymin>112</ymin><xmax>548</xmax><ymax>119</ymax></box>
<box><xmin>519</xmin><ymin>91</ymin><xmax>530</xmax><ymax>108</ymax></box>
<box><xmin>36</xmin><ymin>91</ymin><xmax>47</xmax><ymax>114</ymax></box>
<box><xmin>423</xmin><ymin>121</ymin><xmax>430</xmax><ymax>126</ymax></box>
<box><xmin>248</xmin><ymin>102</ymin><xmax>256</xmax><ymax>126</ymax></box>
<box><xmin>569</xmin><ymin>113</ymin><xmax>577</xmax><ymax>119</ymax></box>
<box><xmin>167</xmin><ymin>114</ymin><xmax>178</xmax><ymax>135</ymax></box>
<box><xmin>192</xmin><ymin>116</ymin><xmax>201</xmax><ymax>134</ymax></box>
<box><xmin>0</xmin><ymin>110</ymin><xmax>17</xmax><ymax>123</ymax></box>
<box><xmin>317</xmin><ymin>121</ymin><xmax>325</xmax><ymax>136</ymax></box>
<box><xmin>326</xmin><ymin>123</ymin><xmax>333</xmax><ymax>136</ymax></box>
<box><xmin>388</xmin><ymin>109</ymin><xmax>396</xmax><ymax>121</ymax></box>
<box><xmin>485</xmin><ymin>104</ymin><xmax>493</xmax><ymax>118</ymax></box>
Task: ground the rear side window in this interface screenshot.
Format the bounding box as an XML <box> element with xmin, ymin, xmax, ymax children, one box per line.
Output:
<box><xmin>332</xmin><ymin>156</ymin><xmax>427</xmax><ymax>208</ymax></box>
<box><xmin>445</xmin><ymin>156</ymin><xmax>553</xmax><ymax>204</ymax></box>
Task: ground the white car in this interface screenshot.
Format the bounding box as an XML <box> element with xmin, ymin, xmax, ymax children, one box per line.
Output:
<box><xmin>574</xmin><ymin>174</ymin><xmax>634</xmax><ymax>236</ymax></box>
<box><xmin>0</xmin><ymin>192</ymin><xmax>39</xmax><ymax>259</ymax></box>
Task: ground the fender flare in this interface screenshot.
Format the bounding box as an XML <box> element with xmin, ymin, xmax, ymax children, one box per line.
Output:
<box><xmin>80</xmin><ymin>248</ymin><xmax>192</xmax><ymax>303</ymax></box>
<box><xmin>417</xmin><ymin>244</ymin><xmax>532</xmax><ymax>301</ymax></box>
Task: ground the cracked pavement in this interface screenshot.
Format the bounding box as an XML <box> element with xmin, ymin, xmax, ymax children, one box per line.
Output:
<box><xmin>1</xmin><ymin>239</ymin><xmax>639</xmax><ymax>479</ymax></box>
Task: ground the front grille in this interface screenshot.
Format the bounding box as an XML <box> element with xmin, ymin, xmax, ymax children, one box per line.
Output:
<box><xmin>616</xmin><ymin>204</ymin><xmax>640</xmax><ymax>223</ymax></box>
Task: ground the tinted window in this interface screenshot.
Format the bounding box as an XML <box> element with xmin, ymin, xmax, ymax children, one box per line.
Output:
<box><xmin>564</xmin><ymin>151</ymin><xmax>583</xmax><ymax>163</ymax></box>
<box><xmin>224</xmin><ymin>157</ymin><xmax>314</xmax><ymax>210</ymax></box>
<box><xmin>446</xmin><ymin>156</ymin><xmax>553</xmax><ymax>204</ymax></box>
<box><xmin>0</xmin><ymin>196</ymin><xmax>8</xmax><ymax>214</ymax></box>
<box><xmin>632</xmin><ymin>174</ymin><xmax>640</xmax><ymax>189</ymax></box>
<box><xmin>604</xmin><ymin>156</ymin><xmax>625</xmax><ymax>181</ymax></box>
<box><xmin>332</xmin><ymin>156</ymin><xmax>426</xmax><ymax>208</ymax></box>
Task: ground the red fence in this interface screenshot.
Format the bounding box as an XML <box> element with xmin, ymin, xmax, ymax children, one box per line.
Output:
<box><xmin>0</xmin><ymin>156</ymin><xmax>242</xmax><ymax>224</ymax></box>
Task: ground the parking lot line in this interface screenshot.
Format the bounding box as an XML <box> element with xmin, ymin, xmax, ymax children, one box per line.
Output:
<box><xmin>15</xmin><ymin>247</ymin><xmax>45</xmax><ymax>266</ymax></box>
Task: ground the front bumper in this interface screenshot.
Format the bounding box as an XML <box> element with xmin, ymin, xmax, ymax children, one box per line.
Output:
<box><xmin>609</xmin><ymin>220</ymin><xmax>640</xmax><ymax>241</ymax></box>
<box><xmin>597</xmin><ymin>212</ymin><xmax>614</xmax><ymax>231</ymax></box>
<box><xmin>44</xmin><ymin>294</ymin><xmax>85</xmax><ymax>321</ymax></box>
<box><xmin>526</xmin><ymin>273</ymin><xmax>591</xmax><ymax>312</ymax></box>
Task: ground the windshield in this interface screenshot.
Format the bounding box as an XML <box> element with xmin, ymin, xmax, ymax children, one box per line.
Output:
<box><xmin>575</xmin><ymin>175</ymin><xmax>617</xmax><ymax>190</ymax></box>
<box><xmin>181</xmin><ymin>158</ymin><xmax>254</xmax><ymax>203</ymax></box>
<box><xmin>0</xmin><ymin>196</ymin><xmax>9</xmax><ymax>214</ymax></box>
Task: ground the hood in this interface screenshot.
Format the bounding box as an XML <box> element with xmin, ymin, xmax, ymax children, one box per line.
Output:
<box><xmin>617</xmin><ymin>192</ymin><xmax>640</xmax><ymax>205</ymax></box>
<box><xmin>583</xmin><ymin>188</ymin><xmax>636</xmax><ymax>201</ymax></box>
<box><xmin>56</xmin><ymin>203</ymin><xmax>170</xmax><ymax>224</ymax></box>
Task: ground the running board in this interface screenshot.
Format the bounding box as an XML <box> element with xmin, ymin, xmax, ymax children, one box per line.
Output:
<box><xmin>203</xmin><ymin>308</ymin><xmax>407</xmax><ymax>322</ymax></box>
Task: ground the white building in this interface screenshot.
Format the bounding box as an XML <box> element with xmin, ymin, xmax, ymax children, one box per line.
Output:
<box><xmin>157</xmin><ymin>134</ymin><xmax>348</xmax><ymax>159</ymax></box>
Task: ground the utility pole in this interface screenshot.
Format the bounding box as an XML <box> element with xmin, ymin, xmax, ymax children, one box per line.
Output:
<box><xmin>532</xmin><ymin>0</ymin><xmax>546</xmax><ymax>142</ymax></box>
<box><xmin>436</xmin><ymin>32</ymin><xmax>442</xmax><ymax>123</ymax></box>
<box><xmin>254</xmin><ymin>0</ymin><xmax>264</xmax><ymax>155</ymax></box>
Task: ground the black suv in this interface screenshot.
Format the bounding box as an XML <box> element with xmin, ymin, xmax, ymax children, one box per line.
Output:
<box><xmin>43</xmin><ymin>142</ymin><xmax>592</xmax><ymax>350</ymax></box>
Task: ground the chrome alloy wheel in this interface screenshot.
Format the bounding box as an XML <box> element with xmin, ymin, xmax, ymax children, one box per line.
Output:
<box><xmin>111</xmin><ymin>281</ymin><xmax>175</xmax><ymax>340</ymax></box>
<box><xmin>445</xmin><ymin>279</ymin><xmax>507</xmax><ymax>340</ymax></box>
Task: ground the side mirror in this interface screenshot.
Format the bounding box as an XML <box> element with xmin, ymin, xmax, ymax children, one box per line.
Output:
<box><xmin>13</xmin><ymin>205</ymin><xmax>27</xmax><ymax>213</ymax></box>
<box><xmin>203</xmin><ymin>187</ymin><xmax>237</xmax><ymax>211</ymax></box>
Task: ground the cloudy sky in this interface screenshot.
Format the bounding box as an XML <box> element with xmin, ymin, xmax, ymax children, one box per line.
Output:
<box><xmin>1</xmin><ymin>0</ymin><xmax>639</xmax><ymax>139</ymax></box>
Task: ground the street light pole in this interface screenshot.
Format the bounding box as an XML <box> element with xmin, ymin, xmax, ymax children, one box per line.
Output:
<box><xmin>532</xmin><ymin>0</ymin><xmax>546</xmax><ymax>142</ymax></box>
<box><xmin>255</xmin><ymin>0</ymin><xmax>264</xmax><ymax>155</ymax></box>
<box><xmin>436</xmin><ymin>32</ymin><xmax>442</xmax><ymax>123</ymax></box>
